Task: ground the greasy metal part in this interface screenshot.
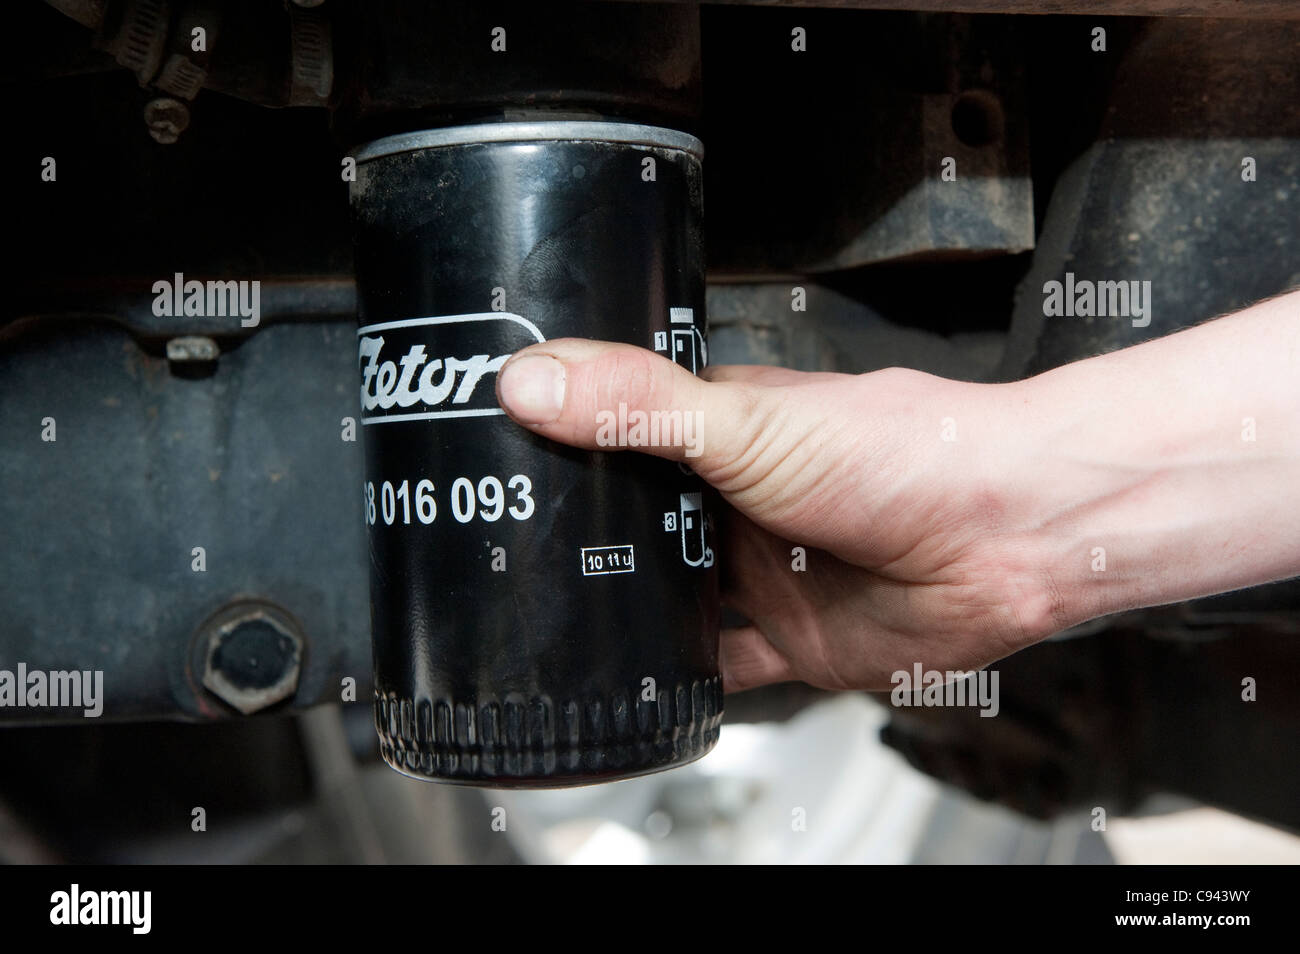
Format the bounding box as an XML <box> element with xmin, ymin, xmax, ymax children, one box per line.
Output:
<box><xmin>288</xmin><ymin>5</ymin><xmax>332</xmax><ymax>106</ymax></box>
<box><xmin>0</xmin><ymin>318</ymin><xmax>370</xmax><ymax>724</ymax></box>
<box><xmin>40</xmin><ymin>0</ymin><xmax>319</xmax><ymax>109</ymax></box>
<box><xmin>98</xmin><ymin>0</ymin><xmax>170</xmax><ymax>84</ymax></box>
<box><xmin>143</xmin><ymin>94</ymin><xmax>189</xmax><ymax>142</ymax></box>
<box><xmin>197</xmin><ymin>2</ymin><xmax>314</xmax><ymax>108</ymax></box>
<box><xmin>200</xmin><ymin>601</ymin><xmax>305</xmax><ymax>714</ymax></box>
<box><xmin>3</xmin><ymin>279</ymin><xmax>357</xmax><ymax>342</ymax></box>
<box><xmin>620</xmin><ymin>0</ymin><xmax>1300</xmax><ymax>18</ymax></box>
<box><xmin>152</xmin><ymin>4</ymin><xmax>219</xmax><ymax>101</ymax></box>
<box><xmin>707</xmin><ymin>282</ymin><xmax>1006</xmax><ymax>380</ymax></box>
<box><xmin>703</xmin><ymin>10</ymin><xmax>1033</xmax><ymax>271</ymax></box>
<box><xmin>165</xmin><ymin>334</ymin><xmax>219</xmax><ymax>362</ymax></box>
<box><xmin>155</xmin><ymin>52</ymin><xmax>206</xmax><ymax>99</ymax></box>
<box><xmin>999</xmin><ymin>17</ymin><xmax>1300</xmax><ymax>380</ymax></box>
<box><xmin>805</xmin><ymin>88</ymin><xmax>1034</xmax><ymax>269</ymax></box>
<box><xmin>331</xmin><ymin>0</ymin><xmax>702</xmax><ymax>144</ymax></box>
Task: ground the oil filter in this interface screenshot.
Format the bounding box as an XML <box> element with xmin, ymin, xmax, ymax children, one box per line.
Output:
<box><xmin>349</xmin><ymin>121</ymin><xmax>721</xmax><ymax>787</ymax></box>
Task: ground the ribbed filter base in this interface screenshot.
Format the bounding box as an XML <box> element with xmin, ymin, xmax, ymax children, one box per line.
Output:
<box><xmin>375</xmin><ymin>676</ymin><xmax>724</xmax><ymax>787</ymax></box>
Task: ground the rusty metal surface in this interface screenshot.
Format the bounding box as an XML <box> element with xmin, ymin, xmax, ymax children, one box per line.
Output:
<box><xmin>999</xmin><ymin>17</ymin><xmax>1300</xmax><ymax>378</ymax></box>
<box><xmin>703</xmin><ymin>9</ymin><xmax>1035</xmax><ymax>271</ymax></box>
<box><xmin>0</xmin><ymin>317</ymin><xmax>370</xmax><ymax>724</ymax></box>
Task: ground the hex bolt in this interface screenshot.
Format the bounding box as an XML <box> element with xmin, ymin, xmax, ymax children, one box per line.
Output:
<box><xmin>143</xmin><ymin>96</ymin><xmax>191</xmax><ymax>145</ymax></box>
<box><xmin>201</xmin><ymin>603</ymin><xmax>304</xmax><ymax>714</ymax></box>
<box><xmin>165</xmin><ymin>335</ymin><xmax>220</xmax><ymax>363</ymax></box>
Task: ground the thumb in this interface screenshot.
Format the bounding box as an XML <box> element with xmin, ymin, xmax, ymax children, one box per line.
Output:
<box><xmin>494</xmin><ymin>338</ymin><xmax>769</xmax><ymax>480</ymax></box>
<box><xmin>496</xmin><ymin>338</ymin><xmax>882</xmax><ymax>557</ymax></box>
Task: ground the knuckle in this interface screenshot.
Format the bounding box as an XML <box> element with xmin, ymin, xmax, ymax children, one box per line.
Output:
<box><xmin>698</xmin><ymin>383</ymin><xmax>780</xmax><ymax>486</ymax></box>
<box><xmin>600</xmin><ymin>347</ymin><xmax>663</xmax><ymax>411</ymax></box>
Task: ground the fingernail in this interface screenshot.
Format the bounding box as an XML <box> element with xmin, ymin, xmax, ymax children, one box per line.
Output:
<box><xmin>497</xmin><ymin>354</ymin><xmax>566</xmax><ymax>424</ymax></box>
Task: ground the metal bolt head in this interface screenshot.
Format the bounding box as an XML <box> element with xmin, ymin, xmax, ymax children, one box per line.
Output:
<box><xmin>201</xmin><ymin>603</ymin><xmax>304</xmax><ymax>714</ymax></box>
<box><xmin>166</xmin><ymin>335</ymin><xmax>220</xmax><ymax>363</ymax></box>
<box><xmin>144</xmin><ymin>96</ymin><xmax>191</xmax><ymax>145</ymax></box>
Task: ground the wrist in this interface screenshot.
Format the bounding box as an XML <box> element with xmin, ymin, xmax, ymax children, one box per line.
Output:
<box><xmin>993</xmin><ymin>331</ymin><xmax>1300</xmax><ymax>636</ymax></box>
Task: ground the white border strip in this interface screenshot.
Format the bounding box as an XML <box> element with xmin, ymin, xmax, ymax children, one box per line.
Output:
<box><xmin>580</xmin><ymin>544</ymin><xmax>637</xmax><ymax>577</ymax></box>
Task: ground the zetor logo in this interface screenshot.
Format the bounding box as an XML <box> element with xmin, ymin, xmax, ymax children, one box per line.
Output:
<box><xmin>357</xmin><ymin>313</ymin><xmax>545</xmax><ymax>424</ymax></box>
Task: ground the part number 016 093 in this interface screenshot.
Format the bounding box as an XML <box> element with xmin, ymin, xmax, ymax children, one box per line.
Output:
<box><xmin>364</xmin><ymin>475</ymin><xmax>535</xmax><ymax>526</ymax></box>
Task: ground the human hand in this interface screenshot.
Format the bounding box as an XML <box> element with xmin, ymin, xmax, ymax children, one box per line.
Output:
<box><xmin>494</xmin><ymin>292</ymin><xmax>1300</xmax><ymax>693</ymax></box>
<box><xmin>493</xmin><ymin>341</ymin><xmax>1059</xmax><ymax>692</ymax></box>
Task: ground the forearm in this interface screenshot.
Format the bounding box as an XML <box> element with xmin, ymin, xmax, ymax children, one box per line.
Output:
<box><xmin>1001</xmin><ymin>290</ymin><xmax>1300</xmax><ymax>633</ymax></box>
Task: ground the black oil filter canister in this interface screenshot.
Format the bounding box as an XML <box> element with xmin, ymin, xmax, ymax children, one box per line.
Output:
<box><xmin>349</xmin><ymin>121</ymin><xmax>721</xmax><ymax>787</ymax></box>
